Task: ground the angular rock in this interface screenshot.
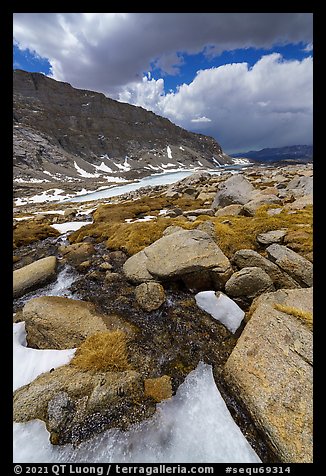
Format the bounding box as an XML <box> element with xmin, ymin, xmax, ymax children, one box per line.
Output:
<box><xmin>284</xmin><ymin>195</ymin><xmax>313</xmax><ymax>211</ymax></box>
<box><xmin>197</xmin><ymin>191</ymin><xmax>216</xmax><ymax>202</ymax></box>
<box><xmin>165</xmin><ymin>207</ymin><xmax>183</xmax><ymax>218</ymax></box>
<box><xmin>164</xmin><ymin>190</ymin><xmax>181</xmax><ymax>199</ymax></box>
<box><xmin>163</xmin><ymin>225</ymin><xmax>185</xmax><ymax>236</ymax></box>
<box><xmin>98</xmin><ymin>262</ymin><xmax>113</xmax><ymax>271</ymax></box>
<box><xmin>211</xmin><ymin>174</ymin><xmax>255</xmax><ymax>208</ymax></box>
<box><xmin>232</xmin><ymin>249</ymin><xmax>300</xmax><ymax>289</ymax></box>
<box><xmin>13</xmin><ymin>364</ymin><xmax>146</xmax><ymax>445</ymax></box>
<box><xmin>183</xmin><ymin>208</ymin><xmax>214</xmax><ymax>217</ymax></box>
<box><xmin>182</xmin><ymin>186</ymin><xmax>199</xmax><ymax>198</ymax></box>
<box><xmin>135</xmin><ymin>282</ymin><xmax>166</xmax><ymax>312</ymax></box>
<box><xmin>214</xmin><ymin>204</ymin><xmax>243</xmax><ymax>217</ymax></box>
<box><xmin>63</xmin><ymin>208</ymin><xmax>77</xmax><ymax>218</ymax></box>
<box><xmin>122</xmin><ymin>250</ymin><xmax>155</xmax><ymax>284</ymax></box>
<box><xmin>196</xmin><ymin>220</ymin><xmax>216</xmax><ymax>240</ymax></box>
<box><xmin>225</xmin><ymin>267</ymin><xmax>275</xmax><ymax>302</ymax></box>
<box><xmin>147</xmin><ymin>230</ymin><xmax>230</xmax><ymax>278</ymax></box>
<box><xmin>266</xmin><ymin>244</ymin><xmax>313</xmax><ymax>287</ymax></box>
<box><xmin>13</xmin><ymin>256</ymin><xmax>57</xmax><ymax>298</ymax></box>
<box><xmin>224</xmin><ymin>288</ymin><xmax>313</xmax><ymax>462</ymax></box>
<box><xmin>287</xmin><ymin>176</ymin><xmax>313</xmax><ymax>197</ymax></box>
<box><xmin>256</xmin><ymin>229</ymin><xmax>287</xmax><ymax>246</ymax></box>
<box><xmin>22</xmin><ymin>296</ymin><xmax>108</xmax><ymax>349</ymax></box>
<box><xmin>241</xmin><ymin>194</ymin><xmax>282</xmax><ymax>216</ymax></box>
<box><xmin>59</xmin><ymin>242</ymin><xmax>95</xmax><ymax>266</ymax></box>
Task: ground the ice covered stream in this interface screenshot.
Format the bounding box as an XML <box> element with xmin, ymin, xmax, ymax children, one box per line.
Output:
<box><xmin>13</xmin><ymin>357</ymin><xmax>260</xmax><ymax>463</ymax></box>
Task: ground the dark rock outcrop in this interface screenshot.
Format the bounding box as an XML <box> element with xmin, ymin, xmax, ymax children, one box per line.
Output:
<box><xmin>13</xmin><ymin>70</ymin><xmax>232</xmax><ymax>187</ymax></box>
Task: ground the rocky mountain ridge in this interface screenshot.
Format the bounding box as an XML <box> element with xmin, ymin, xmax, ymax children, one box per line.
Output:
<box><xmin>13</xmin><ymin>70</ymin><xmax>235</xmax><ymax>198</ymax></box>
<box><xmin>232</xmin><ymin>145</ymin><xmax>313</xmax><ymax>164</ymax></box>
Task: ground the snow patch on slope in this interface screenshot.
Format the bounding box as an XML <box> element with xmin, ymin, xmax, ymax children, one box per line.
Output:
<box><xmin>74</xmin><ymin>161</ymin><xmax>100</xmax><ymax>178</ymax></box>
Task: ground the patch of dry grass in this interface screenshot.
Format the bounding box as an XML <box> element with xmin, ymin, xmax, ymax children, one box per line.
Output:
<box><xmin>105</xmin><ymin>217</ymin><xmax>196</xmax><ymax>255</ymax></box>
<box><xmin>69</xmin><ymin>197</ymin><xmax>312</xmax><ymax>260</ymax></box>
<box><xmin>68</xmin><ymin>194</ymin><xmax>204</xmax><ymax>253</ymax></box>
<box><xmin>274</xmin><ymin>304</ymin><xmax>313</xmax><ymax>330</ymax></box>
<box><xmin>70</xmin><ymin>331</ymin><xmax>131</xmax><ymax>372</ymax></box>
<box><xmin>13</xmin><ymin>221</ymin><xmax>60</xmax><ymax>249</ymax></box>
<box><xmin>144</xmin><ymin>375</ymin><xmax>172</xmax><ymax>402</ymax></box>
<box><xmin>213</xmin><ymin>205</ymin><xmax>312</xmax><ymax>258</ymax></box>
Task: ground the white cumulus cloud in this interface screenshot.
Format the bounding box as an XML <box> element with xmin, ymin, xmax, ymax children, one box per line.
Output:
<box><xmin>118</xmin><ymin>54</ymin><xmax>313</xmax><ymax>153</ymax></box>
<box><xmin>191</xmin><ymin>117</ymin><xmax>212</xmax><ymax>123</ymax></box>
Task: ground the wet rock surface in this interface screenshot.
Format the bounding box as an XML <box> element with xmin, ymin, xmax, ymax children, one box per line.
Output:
<box><xmin>13</xmin><ymin>256</ymin><xmax>58</xmax><ymax>298</ymax></box>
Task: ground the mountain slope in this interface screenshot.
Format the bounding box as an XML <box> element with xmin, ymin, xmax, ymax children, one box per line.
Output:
<box><xmin>232</xmin><ymin>145</ymin><xmax>313</xmax><ymax>164</ymax></box>
<box><xmin>13</xmin><ymin>70</ymin><xmax>233</xmax><ymax>188</ymax></box>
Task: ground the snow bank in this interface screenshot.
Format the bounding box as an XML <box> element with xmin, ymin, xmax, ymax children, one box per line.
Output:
<box><xmin>195</xmin><ymin>291</ymin><xmax>245</xmax><ymax>333</ymax></box>
<box><xmin>74</xmin><ymin>161</ymin><xmax>100</xmax><ymax>178</ymax></box>
<box><xmin>51</xmin><ymin>221</ymin><xmax>91</xmax><ymax>234</ymax></box>
<box><xmin>13</xmin><ymin>322</ymin><xmax>76</xmax><ymax>391</ymax></box>
<box><xmin>13</xmin><ymin>362</ymin><xmax>260</xmax><ymax>463</ymax></box>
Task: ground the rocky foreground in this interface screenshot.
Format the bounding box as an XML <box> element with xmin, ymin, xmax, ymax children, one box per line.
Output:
<box><xmin>13</xmin><ymin>163</ymin><xmax>313</xmax><ymax>463</ymax></box>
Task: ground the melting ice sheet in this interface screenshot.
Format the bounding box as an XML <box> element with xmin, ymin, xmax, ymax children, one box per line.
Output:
<box><xmin>13</xmin><ymin>360</ymin><xmax>260</xmax><ymax>463</ymax></box>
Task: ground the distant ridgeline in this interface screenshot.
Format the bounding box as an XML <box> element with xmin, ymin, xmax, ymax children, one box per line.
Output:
<box><xmin>232</xmin><ymin>145</ymin><xmax>313</xmax><ymax>164</ymax></box>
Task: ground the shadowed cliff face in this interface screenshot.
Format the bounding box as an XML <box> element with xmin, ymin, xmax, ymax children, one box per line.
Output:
<box><xmin>13</xmin><ymin>70</ymin><xmax>232</xmax><ymax>184</ymax></box>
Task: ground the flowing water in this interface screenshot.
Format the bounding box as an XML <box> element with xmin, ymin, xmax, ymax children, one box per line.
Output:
<box><xmin>14</xmin><ymin>265</ymin><xmax>79</xmax><ymax>311</ymax></box>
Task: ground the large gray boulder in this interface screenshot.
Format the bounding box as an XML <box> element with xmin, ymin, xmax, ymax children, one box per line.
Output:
<box><xmin>266</xmin><ymin>244</ymin><xmax>313</xmax><ymax>287</ymax></box>
<box><xmin>13</xmin><ymin>256</ymin><xmax>57</xmax><ymax>298</ymax></box>
<box><xmin>287</xmin><ymin>176</ymin><xmax>313</xmax><ymax>197</ymax></box>
<box><xmin>122</xmin><ymin>250</ymin><xmax>155</xmax><ymax>284</ymax></box>
<box><xmin>224</xmin><ymin>287</ymin><xmax>313</xmax><ymax>462</ymax></box>
<box><xmin>211</xmin><ymin>174</ymin><xmax>254</xmax><ymax>209</ymax></box>
<box><xmin>232</xmin><ymin>249</ymin><xmax>300</xmax><ymax>289</ymax></box>
<box><xmin>123</xmin><ymin>229</ymin><xmax>232</xmax><ymax>290</ymax></box>
<box><xmin>22</xmin><ymin>296</ymin><xmax>135</xmax><ymax>349</ymax></box>
<box><xmin>225</xmin><ymin>267</ymin><xmax>275</xmax><ymax>303</ymax></box>
<box><xmin>241</xmin><ymin>194</ymin><xmax>282</xmax><ymax>216</ymax></box>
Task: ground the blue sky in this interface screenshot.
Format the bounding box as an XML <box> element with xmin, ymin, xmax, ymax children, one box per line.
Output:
<box><xmin>13</xmin><ymin>13</ymin><xmax>313</xmax><ymax>153</ymax></box>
